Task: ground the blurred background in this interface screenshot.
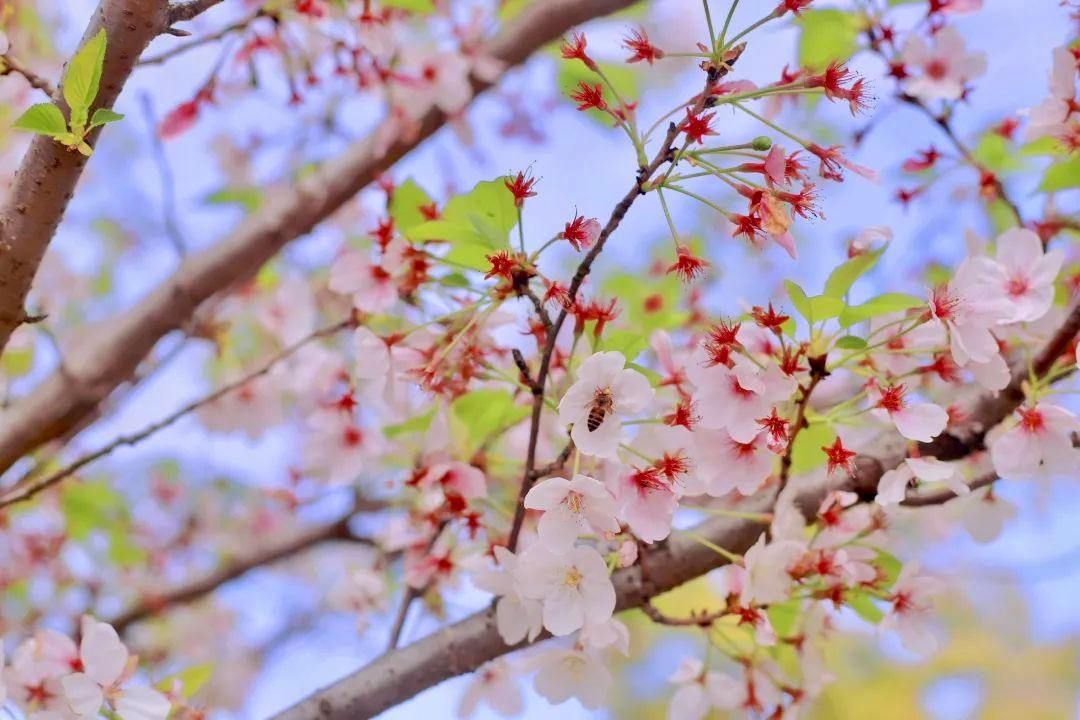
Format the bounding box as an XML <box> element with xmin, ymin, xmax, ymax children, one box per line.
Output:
<box><xmin>3</xmin><ymin>0</ymin><xmax>1079</xmax><ymax>717</ymax></box>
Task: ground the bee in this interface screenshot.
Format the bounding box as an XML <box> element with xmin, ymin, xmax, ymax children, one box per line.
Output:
<box><xmin>586</xmin><ymin>388</ymin><xmax>614</xmax><ymax>432</ymax></box>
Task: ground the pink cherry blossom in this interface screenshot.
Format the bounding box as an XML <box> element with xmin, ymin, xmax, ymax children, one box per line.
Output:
<box><xmin>881</xmin><ymin>565</ymin><xmax>941</xmax><ymax>655</ymax></box>
<box><xmin>1025</xmin><ymin>47</ymin><xmax>1077</xmax><ymax>142</ymax></box>
<box><xmin>328</xmin><ymin>567</ymin><xmax>387</xmax><ymax>633</ymax></box>
<box><xmin>301</xmin><ymin>408</ymin><xmax>383</xmax><ymax>484</ymax></box>
<box><xmin>740</xmin><ymin>534</ymin><xmax>805</xmax><ymax>605</ymax></box>
<box><xmin>691</xmin><ymin>428</ymin><xmax>775</xmax><ymax>497</ymax></box>
<box><xmin>901</xmin><ymin>27</ymin><xmax>987</xmax><ymax>102</ymax></box>
<box><xmin>557</xmin><ymin>351</ymin><xmax>654</xmax><ymax>458</ymax></box>
<box><xmin>869</xmin><ymin>383</ymin><xmax>949</xmax><ymax>443</ymax></box>
<box><xmin>688</xmin><ymin>353</ymin><xmax>796</xmax><ymax>442</ymax></box>
<box><xmin>418</xmin><ymin>461</ymin><xmax>487</xmax><ymax>501</ymax></box>
<box><xmin>197</xmin><ymin>371</ymin><xmax>288</xmax><ymax>439</ymax></box>
<box><xmin>667</xmin><ymin>659</ymin><xmax>747</xmax><ymax>720</ymax></box>
<box><xmin>515</xmin><ymin>545</ymin><xmax>616</xmax><ymax>636</ymax></box>
<box><xmin>984</xmin><ymin>228</ymin><xmax>1063</xmax><ymax>324</ymax></box>
<box><xmin>929</xmin><ymin>257</ymin><xmax>1011</xmax><ymax>366</ymax></box>
<box><xmin>524</xmin><ymin>474</ymin><xmax>619</xmax><ymax>550</ymax></box>
<box><xmin>957</xmin><ymin>487</ymin><xmax>1018</xmax><ymax>543</ymax></box>
<box><xmin>328</xmin><ymin>249</ymin><xmax>398</xmax><ymax>313</ymax></box>
<box><xmin>579</xmin><ymin>618</ymin><xmax>630</xmax><ymax>655</ymax></box>
<box><xmin>457</xmin><ymin>659</ymin><xmax>522</xmax><ymax>719</ymax></box>
<box><xmin>989</xmin><ymin>403</ymin><xmax>1080</xmax><ymax>479</ymax></box>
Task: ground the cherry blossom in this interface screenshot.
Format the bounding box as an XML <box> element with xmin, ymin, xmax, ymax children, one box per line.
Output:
<box><xmin>740</xmin><ymin>534</ymin><xmax>805</xmax><ymax>605</ymax></box>
<box><xmin>877</xmin><ymin>456</ymin><xmax>968</xmax><ymax>506</ymax></box>
<box><xmin>957</xmin><ymin>487</ymin><xmax>1018</xmax><ymax>543</ymax></box>
<box><xmin>527</xmin><ymin>645</ymin><xmax>611</xmax><ymax>709</ymax></box>
<box><xmin>989</xmin><ymin>403</ymin><xmax>1080</xmax><ymax>479</ymax></box>
<box><xmin>471</xmin><ymin>547</ymin><xmax>543</xmax><ymax>645</ymax></box>
<box><xmin>328</xmin><ymin>249</ymin><xmax>398</xmax><ymax>313</ymax></box>
<box><xmin>301</xmin><ymin>408</ymin><xmax>383</xmax><ymax>484</ymax></box>
<box><xmin>881</xmin><ymin>565</ymin><xmax>941</xmax><ymax>655</ymax></box>
<box><xmin>981</xmin><ymin>228</ymin><xmax>1063</xmax><ymax>324</ymax></box>
<box><xmin>1025</xmin><ymin>46</ymin><xmax>1078</xmax><ymax>142</ymax></box>
<box><xmin>901</xmin><ymin>26</ymin><xmax>987</xmax><ymax>102</ymax></box>
<box><xmin>688</xmin><ymin>352</ymin><xmax>796</xmax><ymax>442</ymax></box>
<box><xmin>557</xmin><ymin>351</ymin><xmax>654</xmax><ymax>458</ymax></box>
<box><xmin>666</xmin><ymin>658</ymin><xmax>746</xmax><ymax>720</ymax></box>
<box><xmin>691</xmin><ymin>428</ymin><xmax>775</xmax><ymax>497</ymax></box>
<box><xmin>328</xmin><ymin>567</ymin><xmax>387</xmax><ymax>633</ymax></box>
<box><xmin>515</xmin><ymin>545</ymin><xmax>616</xmax><ymax>636</ymax></box>
<box><xmin>524</xmin><ymin>474</ymin><xmax>619</xmax><ymax>550</ymax></box>
<box><xmin>929</xmin><ymin>257</ymin><xmax>1011</xmax><ymax>366</ymax></box>
<box><xmin>869</xmin><ymin>382</ymin><xmax>949</xmax><ymax>442</ymax></box>
<box><xmin>457</xmin><ymin>659</ymin><xmax>522</xmax><ymax>719</ymax></box>
<box><xmin>61</xmin><ymin>618</ymin><xmax>171</xmax><ymax>720</ymax></box>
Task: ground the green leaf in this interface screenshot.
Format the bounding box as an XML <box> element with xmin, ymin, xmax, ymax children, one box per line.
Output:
<box><xmin>598</xmin><ymin>328</ymin><xmax>648</xmax><ymax>361</ymax></box>
<box><xmin>767</xmin><ymin>600</ymin><xmax>801</xmax><ymax>639</ymax></box>
<box><xmin>380</xmin><ymin>0</ymin><xmax>435</xmax><ymax>12</ymax></box>
<box><xmin>407</xmin><ymin>179</ymin><xmax>517</xmax><ymax>251</ymax></box>
<box><xmin>88</xmin><ymin>107</ymin><xmax>123</xmax><ymax>129</ymax></box>
<box><xmin>602</xmin><ymin>271</ymin><xmax>688</xmax><ymax>334</ymax></box>
<box><xmin>1</xmin><ymin>339</ymin><xmax>34</xmax><ymax>377</ymax></box>
<box><xmin>108</xmin><ymin>526</ymin><xmax>147</xmax><ymax>567</ymax></box>
<box><xmin>1019</xmin><ymin>135</ymin><xmax>1066</xmax><ymax>157</ymax></box>
<box><xmin>790</xmin><ymin>422</ymin><xmax>835</xmax><ymax>474</ymax></box>
<box><xmin>784</xmin><ymin>280</ymin><xmax>811</xmax><ymax>322</ymax></box>
<box><xmin>824</xmin><ymin>246</ymin><xmax>884</xmax><ymax>298</ymax></box>
<box><xmin>874</xmin><ymin>549</ymin><xmax>903</xmax><ymax>589</ymax></box>
<box><xmin>205</xmin><ymin>187</ymin><xmax>263</xmax><ymax>212</ymax></box>
<box><xmin>838</xmin><ymin>293</ymin><xmax>923</xmax><ymax>328</ymax></box>
<box><xmin>972</xmin><ymin>133</ymin><xmax>1018</xmax><ymax>173</ymax></box>
<box><xmin>61</xmin><ymin>480</ymin><xmax>124</xmax><ymax>540</ymax></box>
<box><xmin>157</xmin><ymin>663</ymin><xmax>214</xmax><ymax>700</ymax></box>
<box><xmin>449</xmin><ymin>390</ymin><xmax>530</xmax><ymax>457</ymax></box>
<box><xmin>835</xmin><ymin>335</ymin><xmax>867</xmax><ymax>350</ymax></box>
<box><xmin>797</xmin><ymin>10</ymin><xmax>861</xmax><ymax>72</ymax></box>
<box><xmin>389</xmin><ymin>178</ymin><xmax>434</xmax><ymax>233</ymax></box>
<box><xmin>384</xmin><ymin>405</ymin><xmax>438</xmax><ymax>439</ymax></box>
<box><xmin>63</xmin><ymin>28</ymin><xmax>107</xmax><ymax>128</ymax></box>
<box><xmin>12</xmin><ymin>103</ymin><xmax>68</xmax><ymax>137</ymax></box>
<box><xmin>1038</xmin><ymin>157</ymin><xmax>1080</xmax><ymax>193</ymax></box>
<box><xmin>847</xmin><ymin>590</ymin><xmax>885</xmax><ymax>624</ymax></box>
<box><xmin>807</xmin><ymin>294</ymin><xmax>845</xmax><ymax>321</ymax></box>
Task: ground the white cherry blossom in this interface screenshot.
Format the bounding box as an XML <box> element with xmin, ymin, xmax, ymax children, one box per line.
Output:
<box><xmin>515</xmin><ymin>545</ymin><xmax>616</xmax><ymax>636</ymax></box>
<box><xmin>691</xmin><ymin>428</ymin><xmax>775</xmax><ymax>497</ymax></box>
<box><xmin>527</xmin><ymin>646</ymin><xmax>611</xmax><ymax>709</ymax></box>
<box><xmin>471</xmin><ymin>547</ymin><xmax>543</xmax><ymax>645</ymax></box>
<box><xmin>457</xmin><ymin>659</ymin><xmax>522</xmax><ymax>719</ymax></box>
<box><xmin>557</xmin><ymin>351</ymin><xmax>653</xmax><ymax>458</ymax></box>
<box><xmin>524</xmin><ymin>474</ymin><xmax>619</xmax><ymax>550</ymax></box>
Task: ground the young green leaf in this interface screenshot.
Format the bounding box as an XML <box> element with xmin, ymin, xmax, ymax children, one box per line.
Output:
<box><xmin>1038</xmin><ymin>157</ymin><xmax>1080</xmax><ymax>193</ymax></box>
<box><xmin>839</xmin><ymin>293</ymin><xmax>924</xmax><ymax>328</ymax></box>
<box><xmin>797</xmin><ymin>10</ymin><xmax>861</xmax><ymax>71</ymax></box>
<box><xmin>389</xmin><ymin>178</ymin><xmax>434</xmax><ymax>232</ymax></box>
<box><xmin>824</xmin><ymin>245</ymin><xmax>885</xmax><ymax>298</ymax></box>
<box><xmin>63</xmin><ymin>28</ymin><xmax>107</xmax><ymax>128</ymax></box>
<box><xmin>835</xmin><ymin>335</ymin><xmax>867</xmax><ymax>350</ymax></box>
<box><xmin>784</xmin><ymin>280</ymin><xmax>811</xmax><ymax>322</ymax></box>
<box><xmin>407</xmin><ymin>179</ymin><xmax>517</xmax><ymax>250</ymax></box>
<box><xmin>89</xmin><ymin>107</ymin><xmax>124</xmax><ymax>129</ymax></box>
<box><xmin>12</xmin><ymin>103</ymin><xmax>68</xmax><ymax>137</ymax></box>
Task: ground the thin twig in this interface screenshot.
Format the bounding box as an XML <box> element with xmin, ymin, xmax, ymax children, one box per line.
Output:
<box><xmin>0</xmin><ymin>53</ymin><xmax>57</xmax><ymax>96</ymax></box>
<box><xmin>0</xmin><ymin>316</ymin><xmax>355</xmax><ymax>509</ymax></box>
<box><xmin>168</xmin><ymin>0</ymin><xmax>225</xmax><ymax>24</ymax></box>
<box><xmin>506</xmin><ymin>44</ymin><xmax>748</xmax><ymax>551</ymax></box>
<box><xmin>900</xmin><ymin>471</ymin><xmax>997</xmax><ymax>507</ymax></box>
<box><xmin>140</xmin><ymin>9</ymin><xmax>265</xmax><ymax>66</ymax></box>
<box><xmin>139</xmin><ymin>93</ymin><xmax>187</xmax><ymax>256</ymax></box>
<box><xmin>386</xmin><ymin>520</ymin><xmax>448</xmax><ymax>650</ymax></box>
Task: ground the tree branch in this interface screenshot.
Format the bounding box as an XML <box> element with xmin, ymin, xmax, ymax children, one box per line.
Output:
<box><xmin>111</xmin><ymin>510</ymin><xmax>379</xmax><ymax>633</ymax></box>
<box><xmin>0</xmin><ymin>53</ymin><xmax>58</xmax><ymax>96</ymax></box>
<box><xmin>0</xmin><ymin>0</ymin><xmax>171</xmax><ymax>354</ymax></box>
<box><xmin>167</xmin><ymin>0</ymin><xmax>223</xmax><ymax>24</ymax></box>
<box><xmin>0</xmin><ymin>317</ymin><xmax>354</xmax><ymax>509</ymax></box>
<box><xmin>0</xmin><ymin>0</ymin><xmax>644</xmax><ymax>476</ymax></box>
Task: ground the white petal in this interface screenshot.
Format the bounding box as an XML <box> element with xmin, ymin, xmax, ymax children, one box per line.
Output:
<box><xmin>61</xmin><ymin>673</ymin><xmax>104</xmax><ymax>718</ymax></box>
<box><xmin>114</xmin><ymin>686</ymin><xmax>172</xmax><ymax>720</ymax></box>
<box><xmin>523</xmin><ymin>477</ymin><xmax>570</xmax><ymax>511</ymax></box>
<box><xmin>893</xmin><ymin>403</ymin><xmax>948</xmax><ymax>442</ymax></box>
<box><xmin>80</xmin><ymin>621</ymin><xmax>127</xmax><ymax>688</ymax></box>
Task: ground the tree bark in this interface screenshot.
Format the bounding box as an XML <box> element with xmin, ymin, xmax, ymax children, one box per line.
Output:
<box><xmin>0</xmin><ymin>0</ymin><xmax>170</xmax><ymax>352</ymax></box>
<box><xmin>0</xmin><ymin>0</ymin><xmax>642</xmax><ymax>474</ymax></box>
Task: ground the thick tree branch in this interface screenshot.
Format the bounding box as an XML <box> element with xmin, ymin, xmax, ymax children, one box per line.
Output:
<box><xmin>0</xmin><ymin>0</ymin><xmax>171</xmax><ymax>354</ymax></box>
<box><xmin>0</xmin><ymin>0</ymin><xmax>643</xmax><ymax>476</ymax></box>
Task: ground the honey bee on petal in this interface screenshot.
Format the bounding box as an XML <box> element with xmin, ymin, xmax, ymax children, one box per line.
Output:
<box><xmin>586</xmin><ymin>387</ymin><xmax>614</xmax><ymax>432</ymax></box>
